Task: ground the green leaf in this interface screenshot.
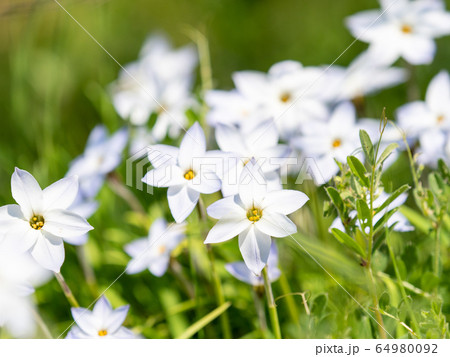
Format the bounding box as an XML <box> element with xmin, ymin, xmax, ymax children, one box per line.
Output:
<box><xmin>356</xmin><ymin>199</ymin><xmax>372</xmax><ymax>229</ymax></box>
<box><xmin>325</xmin><ymin>187</ymin><xmax>344</xmax><ymax>216</ymax></box>
<box><xmin>176</xmin><ymin>302</ymin><xmax>231</xmax><ymax>339</ymax></box>
<box><xmin>375</xmin><ymin>184</ymin><xmax>410</xmax><ymax>213</ymax></box>
<box><xmin>347</xmin><ymin>156</ymin><xmax>369</xmax><ymax>187</ymax></box>
<box><xmin>373</xmin><ymin>208</ymin><xmax>398</xmax><ymax>235</ymax></box>
<box><xmin>376</xmin><ymin>143</ymin><xmax>399</xmax><ymax>167</ymax></box>
<box><xmin>331</xmin><ymin>228</ymin><xmax>366</xmax><ymax>258</ymax></box>
<box><xmin>399</xmin><ymin>206</ymin><xmax>432</xmax><ymax>234</ymax></box>
<box><xmin>359</xmin><ymin>130</ymin><xmax>374</xmax><ymax>165</ymax></box>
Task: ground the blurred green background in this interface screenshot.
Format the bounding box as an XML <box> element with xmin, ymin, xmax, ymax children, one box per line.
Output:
<box><xmin>1</xmin><ymin>0</ymin><xmax>450</xmax><ymax>338</ymax></box>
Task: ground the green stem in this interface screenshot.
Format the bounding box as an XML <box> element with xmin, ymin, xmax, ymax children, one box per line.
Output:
<box><xmin>366</xmin><ymin>265</ymin><xmax>387</xmax><ymax>338</ymax></box>
<box><xmin>386</xmin><ymin>235</ymin><xmax>421</xmax><ymax>338</ymax></box>
<box><xmin>278</xmin><ymin>272</ymin><xmax>300</xmax><ymax>326</ymax></box>
<box><xmin>32</xmin><ymin>309</ymin><xmax>53</xmax><ymax>339</ymax></box>
<box><xmin>252</xmin><ymin>288</ymin><xmax>269</xmax><ymax>338</ymax></box>
<box><xmin>262</xmin><ymin>266</ymin><xmax>282</xmax><ymax>339</ymax></box>
<box><xmin>434</xmin><ymin>222</ymin><xmax>441</xmax><ymax>286</ymax></box>
<box><xmin>54</xmin><ymin>272</ymin><xmax>79</xmax><ymax>308</ymax></box>
<box><xmin>76</xmin><ymin>245</ymin><xmax>98</xmax><ymax>298</ymax></box>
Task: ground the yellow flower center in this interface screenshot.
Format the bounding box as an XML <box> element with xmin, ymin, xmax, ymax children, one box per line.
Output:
<box><xmin>280</xmin><ymin>92</ymin><xmax>291</xmax><ymax>103</ymax></box>
<box><xmin>184</xmin><ymin>169</ymin><xmax>195</xmax><ymax>180</ymax></box>
<box><xmin>98</xmin><ymin>329</ymin><xmax>108</xmax><ymax>337</ymax></box>
<box><xmin>158</xmin><ymin>245</ymin><xmax>167</xmax><ymax>254</ymax></box>
<box><xmin>30</xmin><ymin>215</ymin><xmax>45</xmax><ymax>230</ymax></box>
<box><xmin>247</xmin><ymin>208</ymin><xmax>262</xmax><ymax>222</ymax></box>
<box><xmin>437</xmin><ymin>115</ymin><xmax>445</xmax><ymax>124</ymax></box>
<box><xmin>401</xmin><ymin>24</ymin><xmax>413</xmax><ymax>34</ymax></box>
<box><xmin>332</xmin><ymin>138</ymin><xmax>342</xmax><ymax>148</ymax></box>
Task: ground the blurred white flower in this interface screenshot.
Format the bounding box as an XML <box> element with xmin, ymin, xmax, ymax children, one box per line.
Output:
<box><xmin>0</xmin><ymin>168</ymin><xmax>93</xmax><ymax>272</ymax></box>
<box><xmin>232</xmin><ymin>61</ymin><xmax>329</xmax><ymax>139</ymax></box>
<box><xmin>64</xmin><ymin>196</ymin><xmax>99</xmax><ymax>246</ymax></box>
<box><xmin>205</xmin><ymin>160</ymin><xmax>308</xmax><ymax>275</ymax></box>
<box><xmin>214</xmin><ymin>120</ymin><xmax>291</xmax><ymax>196</ymax></box>
<box><xmin>321</xmin><ymin>51</ymin><xmax>407</xmax><ymax>102</ymax></box>
<box><xmin>225</xmin><ymin>241</ymin><xmax>281</xmax><ymax>286</ymax></box>
<box><xmin>111</xmin><ymin>35</ymin><xmax>197</xmax><ymax>140</ymax></box>
<box><xmin>67</xmin><ymin>125</ymin><xmax>128</xmax><ymax>198</ymax></box>
<box><xmin>397</xmin><ymin>71</ymin><xmax>450</xmax><ymax>139</ymax></box>
<box><xmin>291</xmin><ymin>102</ymin><xmax>361</xmax><ymax>182</ymax></box>
<box><xmin>0</xmin><ymin>243</ymin><xmax>51</xmax><ymax>338</ymax></box>
<box><xmin>142</xmin><ymin>122</ymin><xmax>221</xmax><ymax>223</ymax></box>
<box><xmin>416</xmin><ymin>129</ymin><xmax>449</xmax><ymax>167</ymax></box>
<box><xmin>66</xmin><ymin>296</ymin><xmax>135</xmax><ymax>339</ymax></box>
<box><xmin>346</xmin><ymin>0</ymin><xmax>450</xmax><ymax>65</ymax></box>
<box><xmin>125</xmin><ymin>218</ymin><xmax>186</xmax><ymax>277</ymax></box>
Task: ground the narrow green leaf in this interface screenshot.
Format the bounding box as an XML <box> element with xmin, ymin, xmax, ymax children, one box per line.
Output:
<box><xmin>359</xmin><ymin>130</ymin><xmax>374</xmax><ymax>166</ymax></box>
<box><xmin>331</xmin><ymin>228</ymin><xmax>366</xmax><ymax>258</ymax></box>
<box><xmin>326</xmin><ymin>187</ymin><xmax>344</xmax><ymax>216</ymax></box>
<box><xmin>399</xmin><ymin>206</ymin><xmax>432</xmax><ymax>234</ymax></box>
<box><xmin>376</xmin><ymin>143</ymin><xmax>399</xmax><ymax>167</ymax></box>
<box><xmin>356</xmin><ymin>199</ymin><xmax>372</xmax><ymax>229</ymax></box>
<box><xmin>375</xmin><ymin>184</ymin><xmax>410</xmax><ymax>213</ymax></box>
<box><xmin>347</xmin><ymin>156</ymin><xmax>369</xmax><ymax>187</ymax></box>
<box><xmin>373</xmin><ymin>208</ymin><xmax>398</xmax><ymax>235</ymax></box>
<box><xmin>176</xmin><ymin>302</ymin><xmax>231</xmax><ymax>339</ymax></box>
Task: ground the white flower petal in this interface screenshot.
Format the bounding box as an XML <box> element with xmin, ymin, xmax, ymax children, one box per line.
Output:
<box><xmin>71</xmin><ymin>308</ymin><xmax>99</xmax><ymax>336</ymax></box>
<box><xmin>2</xmin><ymin>218</ymin><xmax>39</xmax><ymax>253</ymax></box>
<box><xmin>238</xmin><ymin>160</ymin><xmax>267</xmax><ymax>207</ymax></box>
<box><xmin>215</xmin><ymin>124</ymin><xmax>248</xmax><ymax>154</ymax></box>
<box><xmin>256</xmin><ymin>211</ymin><xmax>297</xmax><ymax>237</ymax></box>
<box><xmin>142</xmin><ymin>165</ymin><xmax>185</xmax><ymax>187</ymax></box>
<box><xmin>147</xmin><ymin>144</ymin><xmax>179</xmax><ymax>168</ymax></box>
<box><xmin>207</xmin><ymin>196</ymin><xmax>245</xmax><ymax>219</ymax></box>
<box><xmin>148</xmin><ymin>256</ymin><xmax>170</xmax><ymax>277</ymax></box>
<box><xmin>104</xmin><ymin>305</ymin><xmax>129</xmax><ymax>334</ymax></box>
<box><xmin>225</xmin><ymin>262</ymin><xmax>262</xmax><ymax>286</ymax></box>
<box><xmin>30</xmin><ymin>232</ymin><xmax>65</xmax><ymax>272</ymax></box>
<box><xmin>11</xmin><ymin>168</ymin><xmax>43</xmax><ymax>219</ymax></box>
<box><xmin>204</xmin><ymin>217</ymin><xmax>249</xmax><ymax>244</ymax></box>
<box><xmin>43</xmin><ymin>176</ymin><xmax>79</xmax><ymax>211</ymax></box>
<box><xmin>401</xmin><ymin>35</ymin><xmax>435</xmax><ymax>65</ymax></box>
<box><xmin>238</xmin><ymin>225</ymin><xmax>271</xmax><ymax>275</ymax></box>
<box><xmin>44</xmin><ymin>209</ymin><xmax>93</xmax><ymax>239</ymax></box>
<box><xmin>189</xmin><ymin>170</ymin><xmax>221</xmax><ymax>194</ymax></box>
<box><xmin>167</xmin><ymin>185</ymin><xmax>199</xmax><ymax>223</ymax></box>
<box><xmin>426</xmin><ymin>71</ymin><xmax>450</xmax><ymax>115</ymax></box>
<box><xmin>262</xmin><ymin>190</ymin><xmax>309</xmax><ymax>215</ymax></box>
<box><xmin>178</xmin><ymin>122</ymin><xmax>206</xmax><ymax>169</ymax></box>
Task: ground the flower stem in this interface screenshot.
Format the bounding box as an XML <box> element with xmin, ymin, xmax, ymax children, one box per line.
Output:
<box><xmin>32</xmin><ymin>308</ymin><xmax>53</xmax><ymax>339</ymax></box>
<box><xmin>262</xmin><ymin>266</ymin><xmax>282</xmax><ymax>339</ymax></box>
<box><xmin>252</xmin><ymin>288</ymin><xmax>269</xmax><ymax>338</ymax></box>
<box><xmin>434</xmin><ymin>222</ymin><xmax>441</xmax><ymax>292</ymax></box>
<box><xmin>54</xmin><ymin>272</ymin><xmax>80</xmax><ymax>308</ymax></box>
<box><xmin>366</xmin><ymin>265</ymin><xmax>387</xmax><ymax>338</ymax></box>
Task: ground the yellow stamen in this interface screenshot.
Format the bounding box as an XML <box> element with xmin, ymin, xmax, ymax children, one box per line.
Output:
<box><xmin>280</xmin><ymin>92</ymin><xmax>291</xmax><ymax>103</ymax></box>
<box><xmin>401</xmin><ymin>24</ymin><xmax>413</xmax><ymax>34</ymax></box>
<box><xmin>437</xmin><ymin>115</ymin><xmax>445</xmax><ymax>124</ymax></box>
<box><xmin>247</xmin><ymin>207</ymin><xmax>262</xmax><ymax>222</ymax></box>
<box><xmin>98</xmin><ymin>329</ymin><xmax>108</xmax><ymax>337</ymax></box>
<box><xmin>158</xmin><ymin>245</ymin><xmax>166</xmax><ymax>254</ymax></box>
<box><xmin>30</xmin><ymin>215</ymin><xmax>45</xmax><ymax>230</ymax></box>
<box><xmin>184</xmin><ymin>169</ymin><xmax>195</xmax><ymax>180</ymax></box>
<box><xmin>332</xmin><ymin>138</ymin><xmax>342</xmax><ymax>148</ymax></box>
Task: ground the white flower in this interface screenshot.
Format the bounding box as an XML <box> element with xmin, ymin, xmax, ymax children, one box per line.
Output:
<box><xmin>232</xmin><ymin>61</ymin><xmax>329</xmax><ymax>139</ymax></box>
<box><xmin>346</xmin><ymin>0</ymin><xmax>450</xmax><ymax>65</ymax></box>
<box><xmin>66</xmin><ymin>296</ymin><xmax>135</xmax><ymax>339</ymax></box>
<box><xmin>0</xmin><ymin>243</ymin><xmax>51</xmax><ymax>338</ymax></box>
<box><xmin>205</xmin><ymin>160</ymin><xmax>308</xmax><ymax>275</ymax></box>
<box><xmin>416</xmin><ymin>129</ymin><xmax>449</xmax><ymax>167</ymax></box>
<box><xmin>290</xmin><ymin>102</ymin><xmax>361</xmax><ymax>182</ymax></box>
<box><xmin>0</xmin><ymin>168</ymin><xmax>93</xmax><ymax>272</ymax></box>
<box><xmin>142</xmin><ymin>122</ymin><xmax>221</xmax><ymax>223</ymax></box>
<box><xmin>321</xmin><ymin>51</ymin><xmax>406</xmax><ymax>102</ymax></box>
<box><xmin>225</xmin><ymin>241</ymin><xmax>281</xmax><ymax>286</ymax></box>
<box><xmin>214</xmin><ymin>120</ymin><xmax>291</xmax><ymax>196</ymax></box>
<box><xmin>64</xmin><ymin>195</ymin><xmax>99</xmax><ymax>246</ymax></box>
<box><xmin>67</xmin><ymin>126</ymin><xmax>128</xmax><ymax>198</ymax></box>
<box><xmin>397</xmin><ymin>71</ymin><xmax>450</xmax><ymax>139</ymax></box>
<box><xmin>125</xmin><ymin>218</ymin><xmax>186</xmax><ymax>277</ymax></box>
<box><xmin>111</xmin><ymin>35</ymin><xmax>197</xmax><ymax>140</ymax></box>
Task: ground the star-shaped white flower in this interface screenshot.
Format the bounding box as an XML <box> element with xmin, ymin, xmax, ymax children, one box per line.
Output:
<box><xmin>214</xmin><ymin>120</ymin><xmax>291</xmax><ymax>196</ymax></box>
<box><xmin>0</xmin><ymin>242</ymin><xmax>51</xmax><ymax>338</ymax></box>
<box><xmin>67</xmin><ymin>125</ymin><xmax>128</xmax><ymax>198</ymax></box>
<box><xmin>0</xmin><ymin>168</ymin><xmax>93</xmax><ymax>272</ymax></box>
<box><xmin>66</xmin><ymin>296</ymin><xmax>135</xmax><ymax>339</ymax></box>
<box><xmin>125</xmin><ymin>218</ymin><xmax>186</xmax><ymax>277</ymax></box>
<box><xmin>142</xmin><ymin>122</ymin><xmax>221</xmax><ymax>223</ymax></box>
<box><xmin>205</xmin><ymin>160</ymin><xmax>308</xmax><ymax>275</ymax></box>
<box><xmin>291</xmin><ymin>102</ymin><xmax>361</xmax><ymax>182</ymax></box>
<box><xmin>397</xmin><ymin>70</ymin><xmax>450</xmax><ymax>139</ymax></box>
<box><xmin>346</xmin><ymin>0</ymin><xmax>450</xmax><ymax>65</ymax></box>
<box><xmin>225</xmin><ymin>241</ymin><xmax>281</xmax><ymax>286</ymax></box>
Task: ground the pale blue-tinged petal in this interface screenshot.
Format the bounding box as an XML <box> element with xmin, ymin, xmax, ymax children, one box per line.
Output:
<box><xmin>42</xmin><ymin>176</ymin><xmax>79</xmax><ymax>211</ymax></box>
<box><xmin>225</xmin><ymin>262</ymin><xmax>262</xmax><ymax>286</ymax></box>
<box><xmin>238</xmin><ymin>159</ymin><xmax>267</xmax><ymax>207</ymax></box>
<box><xmin>11</xmin><ymin>168</ymin><xmax>43</xmax><ymax>219</ymax></box>
<box><xmin>104</xmin><ymin>305</ymin><xmax>129</xmax><ymax>334</ymax></box>
<box><xmin>256</xmin><ymin>211</ymin><xmax>297</xmax><ymax>237</ymax></box>
<box><xmin>189</xmin><ymin>169</ymin><xmax>221</xmax><ymax>194</ymax></box>
<box><xmin>149</xmin><ymin>256</ymin><xmax>170</xmax><ymax>277</ymax></box>
<box><xmin>30</xmin><ymin>231</ymin><xmax>65</xmax><ymax>272</ymax></box>
<box><xmin>215</xmin><ymin>124</ymin><xmax>248</xmax><ymax>154</ymax></box>
<box><xmin>262</xmin><ymin>190</ymin><xmax>309</xmax><ymax>215</ymax></box>
<box><xmin>167</xmin><ymin>185</ymin><xmax>199</xmax><ymax>223</ymax></box>
<box><xmin>71</xmin><ymin>308</ymin><xmax>99</xmax><ymax>336</ymax></box>
<box><xmin>207</xmin><ymin>195</ymin><xmax>245</xmax><ymax>219</ymax></box>
<box><xmin>204</xmin><ymin>217</ymin><xmax>249</xmax><ymax>244</ymax></box>
<box><xmin>238</xmin><ymin>225</ymin><xmax>271</xmax><ymax>275</ymax></box>
<box><xmin>426</xmin><ymin>71</ymin><xmax>450</xmax><ymax>116</ymax></box>
<box><xmin>178</xmin><ymin>122</ymin><xmax>206</xmax><ymax>169</ymax></box>
<box><xmin>401</xmin><ymin>35</ymin><xmax>435</xmax><ymax>65</ymax></box>
<box><xmin>147</xmin><ymin>145</ymin><xmax>179</xmax><ymax>168</ymax></box>
<box><xmin>44</xmin><ymin>209</ymin><xmax>93</xmax><ymax>239</ymax></box>
<box><xmin>142</xmin><ymin>165</ymin><xmax>185</xmax><ymax>187</ymax></box>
